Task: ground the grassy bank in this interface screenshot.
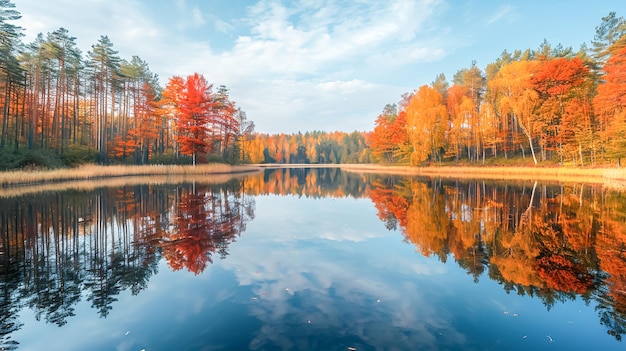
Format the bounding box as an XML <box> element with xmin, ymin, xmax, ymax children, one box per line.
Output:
<box><xmin>0</xmin><ymin>173</ymin><xmax>253</xmax><ymax>198</ymax></box>
<box><xmin>0</xmin><ymin>164</ymin><xmax>262</xmax><ymax>188</ymax></box>
<box><xmin>3</xmin><ymin>163</ymin><xmax>626</xmax><ymax>191</ymax></box>
<box><xmin>341</xmin><ymin>164</ymin><xmax>626</xmax><ymax>188</ymax></box>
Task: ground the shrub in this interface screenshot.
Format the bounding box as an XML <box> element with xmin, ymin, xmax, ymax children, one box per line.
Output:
<box><xmin>23</xmin><ymin>149</ymin><xmax>64</xmax><ymax>169</ymax></box>
<box><xmin>0</xmin><ymin>149</ymin><xmax>24</xmax><ymax>170</ymax></box>
<box><xmin>149</xmin><ymin>152</ymin><xmax>193</xmax><ymax>165</ymax></box>
<box><xmin>206</xmin><ymin>153</ymin><xmax>225</xmax><ymax>164</ymax></box>
<box><xmin>0</xmin><ymin>148</ymin><xmax>65</xmax><ymax>170</ymax></box>
<box><xmin>61</xmin><ymin>145</ymin><xmax>98</xmax><ymax>166</ymax></box>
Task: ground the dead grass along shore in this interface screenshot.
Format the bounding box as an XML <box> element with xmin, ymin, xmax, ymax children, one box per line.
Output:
<box><xmin>0</xmin><ymin>164</ymin><xmax>262</xmax><ymax>188</ymax></box>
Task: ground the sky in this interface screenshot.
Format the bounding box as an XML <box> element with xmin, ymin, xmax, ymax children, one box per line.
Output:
<box><xmin>12</xmin><ymin>0</ymin><xmax>626</xmax><ymax>134</ymax></box>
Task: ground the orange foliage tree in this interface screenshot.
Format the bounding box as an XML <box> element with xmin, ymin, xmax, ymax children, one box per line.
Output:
<box><xmin>594</xmin><ymin>45</ymin><xmax>626</xmax><ymax>161</ymax></box>
<box><xmin>405</xmin><ymin>85</ymin><xmax>447</xmax><ymax>165</ymax></box>
<box><xmin>489</xmin><ymin>60</ymin><xmax>541</xmax><ymax>163</ymax></box>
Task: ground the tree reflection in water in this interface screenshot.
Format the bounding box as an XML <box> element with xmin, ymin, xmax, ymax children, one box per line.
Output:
<box><xmin>0</xmin><ymin>177</ymin><xmax>254</xmax><ymax>349</ymax></box>
<box><xmin>161</xmin><ymin>183</ymin><xmax>252</xmax><ymax>275</ymax></box>
<box><xmin>368</xmin><ymin>175</ymin><xmax>626</xmax><ymax>341</ymax></box>
<box><xmin>1</xmin><ymin>168</ymin><xmax>626</xmax><ymax>349</ymax></box>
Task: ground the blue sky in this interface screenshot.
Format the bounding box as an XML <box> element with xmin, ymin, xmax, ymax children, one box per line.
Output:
<box><xmin>13</xmin><ymin>0</ymin><xmax>625</xmax><ymax>134</ymax></box>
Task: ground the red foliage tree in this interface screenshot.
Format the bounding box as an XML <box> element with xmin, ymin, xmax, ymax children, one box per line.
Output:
<box><xmin>176</xmin><ymin>73</ymin><xmax>215</xmax><ymax>164</ymax></box>
<box><xmin>531</xmin><ymin>57</ymin><xmax>590</xmax><ymax>162</ymax></box>
<box><xmin>369</xmin><ymin>105</ymin><xmax>410</xmax><ymax>163</ymax></box>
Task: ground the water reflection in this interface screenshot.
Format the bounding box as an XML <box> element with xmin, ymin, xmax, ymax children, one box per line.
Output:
<box><xmin>1</xmin><ymin>168</ymin><xmax>626</xmax><ymax>349</ymax></box>
<box><xmin>0</xmin><ymin>178</ymin><xmax>254</xmax><ymax>349</ymax></box>
<box><xmin>368</xmin><ymin>175</ymin><xmax>626</xmax><ymax>341</ymax></box>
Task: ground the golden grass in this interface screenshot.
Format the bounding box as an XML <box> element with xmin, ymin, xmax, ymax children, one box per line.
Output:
<box><xmin>2</xmin><ymin>163</ymin><xmax>626</xmax><ymax>197</ymax></box>
<box><xmin>341</xmin><ymin>164</ymin><xmax>626</xmax><ymax>189</ymax></box>
<box><xmin>0</xmin><ymin>164</ymin><xmax>262</xmax><ymax>188</ymax></box>
<box><xmin>0</xmin><ymin>173</ymin><xmax>250</xmax><ymax>198</ymax></box>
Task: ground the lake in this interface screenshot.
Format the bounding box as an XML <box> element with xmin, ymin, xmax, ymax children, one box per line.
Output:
<box><xmin>1</xmin><ymin>167</ymin><xmax>625</xmax><ymax>351</ymax></box>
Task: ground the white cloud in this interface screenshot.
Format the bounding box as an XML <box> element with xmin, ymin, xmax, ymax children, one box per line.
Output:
<box><xmin>209</xmin><ymin>0</ymin><xmax>447</xmax><ymax>80</ymax></box>
<box><xmin>226</xmin><ymin>78</ymin><xmax>396</xmax><ymax>132</ymax></box>
<box><xmin>487</xmin><ymin>4</ymin><xmax>515</xmax><ymax>25</ymax></box>
<box><xmin>175</xmin><ymin>0</ymin><xmax>186</xmax><ymax>12</ymax></box>
<box><xmin>17</xmin><ymin>0</ymin><xmax>163</xmax><ymax>60</ymax></box>
<box><xmin>191</xmin><ymin>7</ymin><xmax>206</xmax><ymax>27</ymax></box>
<box><xmin>214</xmin><ymin>17</ymin><xmax>235</xmax><ymax>33</ymax></box>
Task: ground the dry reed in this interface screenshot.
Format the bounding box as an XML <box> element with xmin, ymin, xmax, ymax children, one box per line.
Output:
<box><xmin>0</xmin><ymin>173</ymin><xmax>249</xmax><ymax>198</ymax></box>
<box><xmin>341</xmin><ymin>164</ymin><xmax>626</xmax><ymax>188</ymax></box>
<box><xmin>2</xmin><ymin>163</ymin><xmax>626</xmax><ymax>196</ymax></box>
<box><xmin>0</xmin><ymin>164</ymin><xmax>261</xmax><ymax>188</ymax></box>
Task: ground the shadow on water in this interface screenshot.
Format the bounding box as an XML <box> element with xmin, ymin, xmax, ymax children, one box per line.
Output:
<box><xmin>1</xmin><ymin>167</ymin><xmax>626</xmax><ymax>349</ymax></box>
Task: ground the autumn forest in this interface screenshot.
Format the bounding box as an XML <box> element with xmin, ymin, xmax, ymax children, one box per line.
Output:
<box><xmin>1</xmin><ymin>2</ymin><xmax>626</xmax><ymax>169</ymax></box>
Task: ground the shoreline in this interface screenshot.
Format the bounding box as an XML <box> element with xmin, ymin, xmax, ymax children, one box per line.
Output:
<box><xmin>0</xmin><ymin>164</ymin><xmax>263</xmax><ymax>188</ymax></box>
<box><xmin>339</xmin><ymin>164</ymin><xmax>626</xmax><ymax>188</ymax></box>
<box><xmin>1</xmin><ymin>163</ymin><xmax>625</xmax><ymax>191</ymax></box>
<box><xmin>0</xmin><ymin>173</ymin><xmax>255</xmax><ymax>198</ymax></box>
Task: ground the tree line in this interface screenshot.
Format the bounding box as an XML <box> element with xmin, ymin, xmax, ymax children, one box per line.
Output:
<box><xmin>0</xmin><ymin>0</ymin><xmax>251</xmax><ymax>169</ymax></box>
<box><xmin>3</xmin><ymin>0</ymin><xmax>626</xmax><ymax>169</ymax></box>
<box><xmin>369</xmin><ymin>12</ymin><xmax>626</xmax><ymax>166</ymax></box>
<box><xmin>242</xmin><ymin>131</ymin><xmax>370</xmax><ymax>164</ymax></box>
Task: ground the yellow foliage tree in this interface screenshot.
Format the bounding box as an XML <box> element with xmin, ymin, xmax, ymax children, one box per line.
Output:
<box><xmin>405</xmin><ymin>85</ymin><xmax>448</xmax><ymax>165</ymax></box>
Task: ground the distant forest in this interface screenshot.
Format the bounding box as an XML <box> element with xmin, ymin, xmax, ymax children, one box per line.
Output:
<box><xmin>1</xmin><ymin>1</ymin><xmax>625</xmax><ymax>168</ymax></box>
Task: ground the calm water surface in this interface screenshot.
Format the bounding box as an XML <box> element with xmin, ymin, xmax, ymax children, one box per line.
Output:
<box><xmin>1</xmin><ymin>168</ymin><xmax>625</xmax><ymax>350</ymax></box>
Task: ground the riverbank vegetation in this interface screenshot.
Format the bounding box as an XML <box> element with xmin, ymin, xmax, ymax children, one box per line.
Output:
<box><xmin>0</xmin><ymin>163</ymin><xmax>260</xmax><ymax>188</ymax></box>
<box><xmin>341</xmin><ymin>164</ymin><xmax>626</xmax><ymax>188</ymax></box>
